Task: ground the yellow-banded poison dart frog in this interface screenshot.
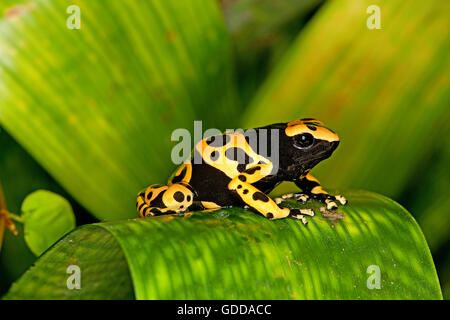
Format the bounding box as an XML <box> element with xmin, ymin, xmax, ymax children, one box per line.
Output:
<box><xmin>136</xmin><ymin>119</ymin><xmax>347</xmax><ymax>225</ymax></box>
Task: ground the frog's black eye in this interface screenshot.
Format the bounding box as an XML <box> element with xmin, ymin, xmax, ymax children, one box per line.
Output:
<box><xmin>293</xmin><ymin>133</ymin><xmax>314</xmax><ymax>149</ymax></box>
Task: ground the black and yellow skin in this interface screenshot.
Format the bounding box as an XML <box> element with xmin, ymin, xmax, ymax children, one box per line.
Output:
<box><xmin>136</xmin><ymin>119</ymin><xmax>347</xmax><ymax>224</ymax></box>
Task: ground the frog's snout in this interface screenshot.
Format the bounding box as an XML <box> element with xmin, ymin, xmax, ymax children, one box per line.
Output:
<box><xmin>331</xmin><ymin>140</ymin><xmax>340</xmax><ymax>151</ymax></box>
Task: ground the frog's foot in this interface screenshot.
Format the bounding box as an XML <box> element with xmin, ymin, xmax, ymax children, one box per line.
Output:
<box><xmin>308</xmin><ymin>193</ymin><xmax>347</xmax><ymax>210</ymax></box>
<box><xmin>275</xmin><ymin>192</ymin><xmax>347</xmax><ymax>212</ymax></box>
<box><xmin>288</xmin><ymin>208</ymin><xmax>315</xmax><ymax>225</ymax></box>
<box><xmin>274</xmin><ymin>193</ymin><xmax>310</xmax><ymax>204</ymax></box>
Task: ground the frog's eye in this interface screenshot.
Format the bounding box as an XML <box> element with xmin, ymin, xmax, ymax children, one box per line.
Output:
<box><xmin>293</xmin><ymin>133</ymin><xmax>314</xmax><ymax>149</ymax></box>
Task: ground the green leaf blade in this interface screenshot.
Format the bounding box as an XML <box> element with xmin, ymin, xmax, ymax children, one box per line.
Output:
<box><xmin>4</xmin><ymin>225</ymin><xmax>134</xmax><ymax>300</ymax></box>
<box><xmin>4</xmin><ymin>190</ymin><xmax>442</xmax><ymax>300</ymax></box>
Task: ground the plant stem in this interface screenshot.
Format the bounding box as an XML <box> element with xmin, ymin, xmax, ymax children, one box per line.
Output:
<box><xmin>7</xmin><ymin>212</ymin><xmax>24</xmax><ymax>224</ymax></box>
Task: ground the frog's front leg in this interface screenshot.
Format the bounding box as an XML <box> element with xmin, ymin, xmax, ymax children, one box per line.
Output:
<box><xmin>292</xmin><ymin>173</ymin><xmax>347</xmax><ymax>210</ymax></box>
<box><xmin>228</xmin><ymin>166</ymin><xmax>312</xmax><ymax>223</ymax></box>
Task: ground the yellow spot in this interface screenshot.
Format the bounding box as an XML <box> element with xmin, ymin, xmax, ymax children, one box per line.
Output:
<box><xmin>285</xmin><ymin>119</ymin><xmax>339</xmax><ymax>142</ymax></box>
<box><xmin>201</xmin><ymin>201</ymin><xmax>221</xmax><ymax>209</ymax></box>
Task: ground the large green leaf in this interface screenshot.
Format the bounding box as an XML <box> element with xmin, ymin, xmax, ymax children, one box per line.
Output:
<box><xmin>0</xmin><ymin>0</ymin><xmax>239</xmax><ymax>221</ymax></box>
<box><xmin>242</xmin><ymin>0</ymin><xmax>450</xmax><ymax>199</ymax></box>
<box><xmin>4</xmin><ymin>226</ymin><xmax>134</xmax><ymax>299</ymax></box>
<box><xmin>4</xmin><ymin>190</ymin><xmax>442</xmax><ymax>299</ymax></box>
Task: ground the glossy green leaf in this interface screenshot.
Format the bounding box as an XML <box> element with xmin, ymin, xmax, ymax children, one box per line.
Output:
<box><xmin>21</xmin><ymin>190</ymin><xmax>76</xmax><ymax>256</ymax></box>
<box><xmin>3</xmin><ymin>190</ymin><xmax>442</xmax><ymax>299</ymax></box>
<box><xmin>0</xmin><ymin>0</ymin><xmax>239</xmax><ymax>221</ymax></box>
<box><xmin>4</xmin><ymin>226</ymin><xmax>134</xmax><ymax>299</ymax></box>
<box><xmin>242</xmin><ymin>0</ymin><xmax>450</xmax><ymax>199</ymax></box>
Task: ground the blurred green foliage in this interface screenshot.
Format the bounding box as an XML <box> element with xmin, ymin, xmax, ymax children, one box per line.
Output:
<box><xmin>0</xmin><ymin>0</ymin><xmax>448</xmax><ymax>298</ymax></box>
<box><xmin>222</xmin><ymin>0</ymin><xmax>324</xmax><ymax>105</ymax></box>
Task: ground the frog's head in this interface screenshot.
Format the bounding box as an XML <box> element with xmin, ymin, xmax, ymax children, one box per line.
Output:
<box><xmin>283</xmin><ymin>118</ymin><xmax>340</xmax><ymax>172</ymax></box>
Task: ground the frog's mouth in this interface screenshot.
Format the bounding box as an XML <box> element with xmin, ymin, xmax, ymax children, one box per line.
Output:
<box><xmin>301</xmin><ymin>140</ymin><xmax>339</xmax><ymax>169</ymax></box>
<box><xmin>312</xmin><ymin>140</ymin><xmax>339</xmax><ymax>158</ymax></box>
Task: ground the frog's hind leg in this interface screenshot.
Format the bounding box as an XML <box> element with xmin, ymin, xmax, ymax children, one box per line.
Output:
<box><xmin>136</xmin><ymin>183</ymin><xmax>195</xmax><ymax>218</ymax></box>
<box><xmin>136</xmin><ymin>184</ymin><xmax>165</xmax><ymax>217</ymax></box>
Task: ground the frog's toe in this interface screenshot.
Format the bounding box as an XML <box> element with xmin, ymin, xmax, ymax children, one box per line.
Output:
<box><xmin>277</xmin><ymin>193</ymin><xmax>310</xmax><ymax>204</ymax></box>
<box><xmin>295</xmin><ymin>194</ymin><xmax>309</xmax><ymax>204</ymax></box>
<box><xmin>290</xmin><ymin>208</ymin><xmax>315</xmax><ymax>217</ymax></box>
<box><xmin>289</xmin><ymin>208</ymin><xmax>315</xmax><ymax>225</ymax></box>
<box><xmin>289</xmin><ymin>212</ymin><xmax>307</xmax><ymax>225</ymax></box>
<box><xmin>335</xmin><ymin>195</ymin><xmax>347</xmax><ymax>205</ymax></box>
<box><xmin>325</xmin><ymin>199</ymin><xmax>338</xmax><ymax>211</ymax></box>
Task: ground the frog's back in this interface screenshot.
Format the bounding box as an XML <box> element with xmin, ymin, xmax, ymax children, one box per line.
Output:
<box><xmin>168</xmin><ymin>131</ymin><xmax>278</xmax><ymax>206</ymax></box>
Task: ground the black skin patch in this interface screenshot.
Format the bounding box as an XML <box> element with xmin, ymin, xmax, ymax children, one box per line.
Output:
<box><xmin>238</xmin><ymin>175</ymin><xmax>246</xmax><ymax>182</ymax></box>
<box><xmin>146</xmin><ymin>191</ymin><xmax>153</xmax><ymax>201</ymax></box>
<box><xmin>171</xmin><ymin>166</ymin><xmax>187</xmax><ymax>184</ymax></box>
<box><xmin>237</xmin><ymin>163</ymin><xmax>247</xmax><ymax>172</ymax></box>
<box><xmin>294</xmin><ymin>176</ymin><xmax>319</xmax><ymax>193</ymax></box>
<box><xmin>246</xmin><ymin>166</ymin><xmax>261</xmax><ymax>175</ymax></box>
<box><xmin>237</xmin><ymin>185</ymin><xmax>242</xmax><ymax>189</ymax></box>
<box><xmin>188</xmin><ymin>152</ymin><xmax>236</xmax><ymax>207</ymax></box>
<box><xmin>144</xmin><ymin>208</ymin><xmax>153</xmax><ymax>217</ymax></box>
<box><xmin>225</xmin><ymin>147</ymin><xmax>254</xmax><ymax>164</ymax></box>
<box><xmin>150</xmin><ymin>191</ymin><xmax>166</xmax><ymax>208</ymax></box>
<box><xmin>206</xmin><ymin>134</ymin><xmax>230</xmax><ymax>147</ymax></box>
<box><xmin>266</xmin><ymin>213</ymin><xmax>274</xmax><ymax>219</ymax></box>
<box><xmin>174</xmin><ymin>191</ymin><xmax>185</xmax><ymax>202</ymax></box>
<box><xmin>138</xmin><ymin>203</ymin><xmax>145</xmax><ymax>211</ymax></box>
<box><xmin>243</xmin><ymin>189</ymin><xmax>249</xmax><ymax>195</ymax></box>
<box><xmin>306</xmin><ymin>125</ymin><xmax>317</xmax><ymax>131</ymax></box>
<box><xmin>150</xmin><ymin>208</ymin><xmax>163</xmax><ymax>214</ymax></box>
<box><xmin>210</xmin><ymin>150</ymin><xmax>219</xmax><ymax>161</ymax></box>
<box><xmin>252</xmin><ymin>192</ymin><xmax>269</xmax><ymax>202</ymax></box>
<box><xmin>181</xmin><ymin>182</ymin><xmax>195</xmax><ymax>194</ymax></box>
<box><xmin>187</xmin><ymin>195</ymin><xmax>191</xmax><ymax>202</ymax></box>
